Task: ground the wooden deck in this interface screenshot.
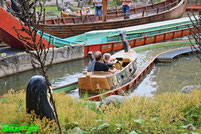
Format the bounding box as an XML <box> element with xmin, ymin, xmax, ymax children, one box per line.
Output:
<box><xmin>156</xmin><ymin>47</ymin><xmax>197</xmax><ymax>62</ymax></box>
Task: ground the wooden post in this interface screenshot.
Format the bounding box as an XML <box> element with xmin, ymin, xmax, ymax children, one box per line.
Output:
<box><xmin>157</xmin><ymin>7</ymin><xmax>159</xmax><ymax>13</ymax></box>
<box><xmin>57</xmin><ymin>15</ymin><xmax>60</xmax><ymax>25</ymax></box>
<box><xmin>62</xmin><ymin>17</ymin><xmax>65</xmax><ymax>24</ymax></box>
<box><xmin>102</xmin><ymin>0</ymin><xmax>107</xmax><ymax>21</ymax></box>
<box><xmin>73</xmin><ymin>18</ymin><xmax>76</xmax><ymax>24</ymax></box>
<box><xmin>43</xmin><ymin>9</ymin><xmax>46</xmax><ymax>24</ymax></box>
<box><xmin>142</xmin><ymin>10</ymin><xmax>145</xmax><ymax>17</ymax></box>
<box><xmin>151</xmin><ymin>0</ymin><xmax>154</xmax><ymax>8</ymax></box>
<box><xmin>164</xmin><ymin>1</ymin><xmax>166</xmax><ymax>11</ymax></box>
<box><xmin>115</xmin><ymin>6</ymin><xmax>118</xmax><ymax>17</ymax></box>
<box><xmin>151</xmin><ymin>0</ymin><xmax>154</xmax><ymax>9</ymax></box>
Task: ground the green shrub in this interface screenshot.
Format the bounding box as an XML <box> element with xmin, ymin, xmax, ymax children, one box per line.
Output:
<box><xmin>0</xmin><ymin>89</ymin><xmax>201</xmax><ymax>133</ymax></box>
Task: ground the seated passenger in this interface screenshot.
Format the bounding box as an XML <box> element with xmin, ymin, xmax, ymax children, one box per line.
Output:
<box><xmin>94</xmin><ymin>51</ymin><xmax>117</xmax><ymax>73</ymax></box>
<box><xmin>87</xmin><ymin>52</ymin><xmax>95</xmax><ymax>72</ymax></box>
<box><xmin>103</xmin><ymin>53</ymin><xmax>114</xmax><ymax>68</ymax></box>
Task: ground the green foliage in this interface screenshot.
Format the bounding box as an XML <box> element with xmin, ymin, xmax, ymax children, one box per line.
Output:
<box><xmin>0</xmin><ymin>89</ymin><xmax>201</xmax><ymax>133</ymax></box>
<box><xmin>36</xmin><ymin>5</ymin><xmax>61</xmax><ymax>16</ymax></box>
<box><xmin>110</xmin><ymin>0</ymin><xmax>121</xmax><ymax>6</ymax></box>
<box><xmin>183</xmin><ymin>105</ymin><xmax>201</xmax><ymax>126</ymax></box>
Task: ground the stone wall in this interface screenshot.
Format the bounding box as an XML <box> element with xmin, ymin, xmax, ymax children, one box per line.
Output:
<box><xmin>0</xmin><ymin>44</ymin><xmax>84</xmax><ymax>78</ymax></box>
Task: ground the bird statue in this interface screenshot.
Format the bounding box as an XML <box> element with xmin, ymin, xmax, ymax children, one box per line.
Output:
<box><xmin>119</xmin><ymin>30</ymin><xmax>130</xmax><ymax>52</ymax></box>
<box><xmin>26</xmin><ymin>75</ymin><xmax>55</xmax><ymax>120</ymax></box>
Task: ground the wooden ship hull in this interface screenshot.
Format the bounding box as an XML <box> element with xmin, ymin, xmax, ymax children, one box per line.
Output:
<box><xmin>39</xmin><ymin>0</ymin><xmax>188</xmax><ymax>38</ymax></box>
<box><xmin>186</xmin><ymin>4</ymin><xmax>201</xmax><ymax>11</ymax></box>
<box><xmin>78</xmin><ymin>49</ymin><xmax>137</xmax><ymax>93</ymax></box>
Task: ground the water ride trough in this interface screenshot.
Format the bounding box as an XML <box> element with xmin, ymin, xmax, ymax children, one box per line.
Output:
<box><xmin>78</xmin><ymin>49</ymin><xmax>137</xmax><ymax>94</ymax></box>
<box><xmin>39</xmin><ymin>0</ymin><xmax>188</xmax><ymax>38</ymax></box>
<box><xmin>42</xmin><ymin>16</ymin><xmax>196</xmax><ymax>57</ymax></box>
<box><xmin>53</xmin><ymin>46</ymin><xmax>196</xmax><ymax>101</ymax></box>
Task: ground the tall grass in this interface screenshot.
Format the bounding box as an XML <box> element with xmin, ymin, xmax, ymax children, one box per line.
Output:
<box><xmin>0</xmin><ymin>89</ymin><xmax>201</xmax><ymax>133</ymax></box>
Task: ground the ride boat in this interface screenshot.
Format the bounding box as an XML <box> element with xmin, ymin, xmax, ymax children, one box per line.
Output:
<box><xmin>41</xmin><ymin>16</ymin><xmax>195</xmax><ymax>57</ymax></box>
<box><xmin>39</xmin><ymin>0</ymin><xmax>188</xmax><ymax>38</ymax></box>
<box><xmin>78</xmin><ymin>31</ymin><xmax>137</xmax><ymax>93</ymax></box>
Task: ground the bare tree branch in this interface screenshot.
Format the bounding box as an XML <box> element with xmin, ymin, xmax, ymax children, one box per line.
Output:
<box><xmin>13</xmin><ymin>0</ymin><xmax>62</xmax><ymax>133</ymax></box>
<box><xmin>188</xmin><ymin>11</ymin><xmax>201</xmax><ymax>61</ymax></box>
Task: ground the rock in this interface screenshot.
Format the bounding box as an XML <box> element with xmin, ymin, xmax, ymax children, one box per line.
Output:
<box><xmin>99</xmin><ymin>95</ymin><xmax>127</xmax><ymax>108</ymax></box>
<box><xmin>67</xmin><ymin>5</ymin><xmax>74</xmax><ymax>12</ymax></box>
<box><xmin>181</xmin><ymin>85</ymin><xmax>201</xmax><ymax>93</ymax></box>
<box><xmin>186</xmin><ymin>124</ymin><xmax>195</xmax><ymax>131</ymax></box>
<box><xmin>65</xmin><ymin>8</ymin><xmax>72</xmax><ymax>13</ymax></box>
<box><xmin>47</xmin><ymin>9</ymin><xmax>55</xmax><ymax>16</ymax></box>
<box><xmin>58</xmin><ymin>4</ymin><xmax>66</xmax><ymax>11</ymax></box>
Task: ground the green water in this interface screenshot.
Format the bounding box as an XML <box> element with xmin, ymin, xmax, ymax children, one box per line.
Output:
<box><xmin>131</xmin><ymin>54</ymin><xmax>201</xmax><ymax>97</ymax></box>
<box><xmin>0</xmin><ymin>58</ymin><xmax>87</xmax><ymax>96</ymax></box>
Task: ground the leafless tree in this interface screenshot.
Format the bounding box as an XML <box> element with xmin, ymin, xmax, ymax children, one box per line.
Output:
<box><xmin>13</xmin><ymin>0</ymin><xmax>62</xmax><ymax>133</ymax></box>
<box><xmin>188</xmin><ymin>11</ymin><xmax>201</xmax><ymax>61</ymax></box>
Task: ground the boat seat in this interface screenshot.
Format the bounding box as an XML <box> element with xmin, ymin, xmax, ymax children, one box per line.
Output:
<box><xmin>114</xmin><ymin>62</ymin><xmax>122</xmax><ymax>70</ymax></box>
<box><xmin>93</xmin><ymin>71</ymin><xmax>112</xmax><ymax>76</ymax></box>
<box><xmin>123</xmin><ymin>58</ymin><xmax>131</xmax><ymax>62</ymax></box>
<box><xmin>114</xmin><ymin>58</ymin><xmax>123</xmax><ymax>70</ymax></box>
<box><xmin>90</xmin><ymin>75</ymin><xmax>110</xmax><ymax>91</ymax></box>
<box><xmin>122</xmin><ymin>58</ymin><xmax>131</xmax><ymax>67</ymax></box>
<box><xmin>78</xmin><ymin>72</ymin><xmax>92</xmax><ymax>90</ymax></box>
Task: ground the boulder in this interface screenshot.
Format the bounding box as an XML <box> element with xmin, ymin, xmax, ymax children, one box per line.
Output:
<box><xmin>99</xmin><ymin>95</ymin><xmax>127</xmax><ymax>108</ymax></box>
<box><xmin>65</xmin><ymin>8</ymin><xmax>72</xmax><ymax>13</ymax></box>
<box><xmin>67</xmin><ymin>5</ymin><xmax>74</xmax><ymax>12</ymax></box>
<box><xmin>181</xmin><ymin>85</ymin><xmax>201</xmax><ymax>93</ymax></box>
<box><xmin>47</xmin><ymin>9</ymin><xmax>55</xmax><ymax>16</ymax></box>
<box><xmin>58</xmin><ymin>3</ymin><xmax>66</xmax><ymax>11</ymax></box>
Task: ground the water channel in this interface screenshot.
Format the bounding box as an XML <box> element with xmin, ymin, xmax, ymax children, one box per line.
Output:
<box><xmin>1</xmin><ymin>42</ymin><xmax>200</xmax><ymax>98</ymax></box>
<box><xmin>0</xmin><ymin>11</ymin><xmax>200</xmax><ymax>96</ymax></box>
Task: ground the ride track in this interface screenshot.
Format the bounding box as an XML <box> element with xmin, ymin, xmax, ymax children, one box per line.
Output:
<box><xmin>87</xmin><ymin>46</ymin><xmax>196</xmax><ymax>101</ymax></box>
<box><xmin>52</xmin><ymin>44</ymin><xmax>196</xmax><ymax>101</ymax></box>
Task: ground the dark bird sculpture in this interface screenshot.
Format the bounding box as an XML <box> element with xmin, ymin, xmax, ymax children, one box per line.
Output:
<box><xmin>120</xmin><ymin>30</ymin><xmax>130</xmax><ymax>52</ymax></box>
<box><xmin>26</xmin><ymin>75</ymin><xmax>55</xmax><ymax>120</ymax></box>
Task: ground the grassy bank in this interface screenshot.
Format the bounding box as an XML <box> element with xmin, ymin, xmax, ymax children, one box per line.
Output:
<box><xmin>36</xmin><ymin>6</ymin><xmax>61</xmax><ymax>16</ymax></box>
<box><xmin>133</xmin><ymin>40</ymin><xmax>195</xmax><ymax>52</ymax></box>
<box><xmin>0</xmin><ymin>89</ymin><xmax>201</xmax><ymax>133</ymax></box>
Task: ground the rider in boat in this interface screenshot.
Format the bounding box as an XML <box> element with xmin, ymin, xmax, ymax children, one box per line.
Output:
<box><xmin>103</xmin><ymin>53</ymin><xmax>115</xmax><ymax>68</ymax></box>
<box><xmin>87</xmin><ymin>51</ymin><xmax>117</xmax><ymax>73</ymax></box>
